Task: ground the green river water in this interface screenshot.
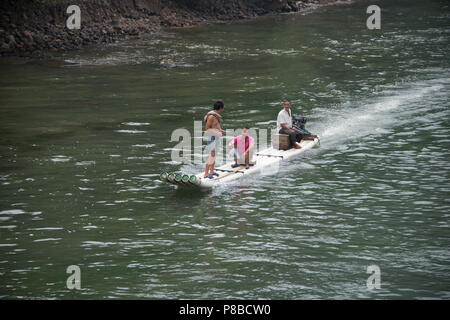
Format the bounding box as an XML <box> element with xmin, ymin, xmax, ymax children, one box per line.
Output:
<box><xmin>0</xmin><ymin>0</ymin><xmax>449</xmax><ymax>299</ymax></box>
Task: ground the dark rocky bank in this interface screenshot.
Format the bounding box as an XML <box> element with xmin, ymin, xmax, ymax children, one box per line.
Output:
<box><xmin>0</xmin><ymin>0</ymin><xmax>351</xmax><ymax>57</ymax></box>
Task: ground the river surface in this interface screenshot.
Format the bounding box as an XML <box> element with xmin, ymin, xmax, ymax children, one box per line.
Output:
<box><xmin>0</xmin><ymin>0</ymin><xmax>449</xmax><ymax>299</ymax></box>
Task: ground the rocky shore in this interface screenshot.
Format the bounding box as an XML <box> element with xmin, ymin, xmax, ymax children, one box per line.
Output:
<box><xmin>0</xmin><ymin>0</ymin><xmax>351</xmax><ymax>57</ymax></box>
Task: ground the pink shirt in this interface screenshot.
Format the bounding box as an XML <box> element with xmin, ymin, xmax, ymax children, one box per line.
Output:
<box><xmin>233</xmin><ymin>135</ymin><xmax>254</xmax><ymax>154</ymax></box>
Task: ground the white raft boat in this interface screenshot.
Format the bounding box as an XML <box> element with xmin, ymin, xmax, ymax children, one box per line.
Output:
<box><xmin>160</xmin><ymin>137</ymin><xmax>319</xmax><ymax>188</ymax></box>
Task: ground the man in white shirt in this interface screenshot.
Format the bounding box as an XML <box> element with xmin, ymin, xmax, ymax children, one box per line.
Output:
<box><xmin>277</xmin><ymin>100</ymin><xmax>302</xmax><ymax>149</ymax></box>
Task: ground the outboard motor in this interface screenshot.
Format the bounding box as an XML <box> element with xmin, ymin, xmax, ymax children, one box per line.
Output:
<box><xmin>292</xmin><ymin>115</ymin><xmax>318</xmax><ymax>141</ymax></box>
<box><xmin>292</xmin><ymin>115</ymin><xmax>307</xmax><ymax>131</ymax></box>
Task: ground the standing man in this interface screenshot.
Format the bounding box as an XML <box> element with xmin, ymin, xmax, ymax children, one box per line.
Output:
<box><xmin>277</xmin><ymin>100</ymin><xmax>302</xmax><ymax>149</ymax></box>
<box><xmin>204</xmin><ymin>100</ymin><xmax>225</xmax><ymax>179</ymax></box>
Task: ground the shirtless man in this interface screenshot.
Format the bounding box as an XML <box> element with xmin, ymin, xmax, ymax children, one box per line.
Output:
<box><xmin>203</xmin><ymin>100</ymin><xmax>225</xmax><ymax>178</ymax></box>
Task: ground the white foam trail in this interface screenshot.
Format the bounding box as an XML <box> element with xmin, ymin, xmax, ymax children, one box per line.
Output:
<box><xmin>311</xmin><ymin>78</ymin><xmax>449</xmax><ymax>149</ymax></box>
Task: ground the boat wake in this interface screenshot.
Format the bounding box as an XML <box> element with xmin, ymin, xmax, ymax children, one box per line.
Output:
<box><xmin>310</xmin><ymin>75</ymin><xmax>450</xmax><ymax>150</ymax></box>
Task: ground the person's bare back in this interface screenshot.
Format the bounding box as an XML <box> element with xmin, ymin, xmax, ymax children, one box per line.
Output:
<box><xmin>205</xmin><ymin>113</ymin><xmax>221</xmax><ymax>133</ymax></box>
